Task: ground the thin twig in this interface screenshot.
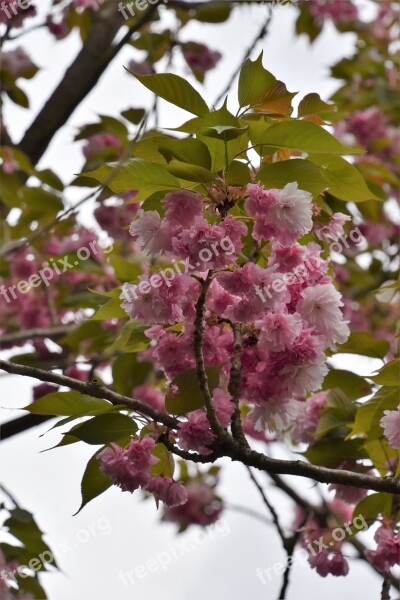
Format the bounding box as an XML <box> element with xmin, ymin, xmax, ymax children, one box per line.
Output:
<box><xmin>193</xmin><ymin>272</ymin><xmax>229</xmax><ymax>440</ymax></box>
<box><xmin>228</xmin><ymin>322</ymin><xmax>248</xmax><ymax>446</ymax></box>
<box><xmin>214</xmin><ymin>7</ymin><xmax>273</xmax><ymax>106</ymax></box>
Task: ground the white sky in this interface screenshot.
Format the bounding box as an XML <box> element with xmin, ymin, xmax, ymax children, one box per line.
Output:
<box><xmin>1</xmin><ymin>1</ymin><xmax>390</xmax><ymax>599</ymax></box>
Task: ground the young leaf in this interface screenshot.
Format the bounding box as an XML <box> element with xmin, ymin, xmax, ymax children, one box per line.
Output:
<box><xmin>69</xmin><ymin>413</ymin><xmax>138</xmax><ymax>445</ymax></box>
<box><xmin>75</xmin><ymin>449</ymin><xmax>112</xmax><ymax>514</ymax></box>
<box><xmin>130</xmin><ymin>72</ymin><xmax>209</xmax><ymax>117</ymax></box>
<box><xmin>22</xmin><ymin>392</ymin><xmax>113</xmax><ymax>416</ymax></box>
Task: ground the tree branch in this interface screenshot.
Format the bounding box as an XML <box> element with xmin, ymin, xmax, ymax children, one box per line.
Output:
<box><xmin>228</xmin><ymin>322</ymin><xmax>248</xmax><ymax>446</ymax></box>
<box><xmin>1</xmin><ymin>361</ymin><xmax>399</xmax><ymax>493</ymax></box>
<box><xmin>193</xmin><ymin>272</ymin><xmax>229</xmax><ymax>440</ymax></box>
<box><xmin>0</xmin><ymin>326</ymin><xmax>75</xmax><ymax>347</ymax></box>
<box><xmin>0</xmin><ymin>359</ymin><xmax>177</xmax><ymax>429</ymax></box>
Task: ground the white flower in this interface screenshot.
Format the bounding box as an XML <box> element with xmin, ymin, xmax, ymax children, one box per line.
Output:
<box><xmin>380</xmin><ymin>407</ymin><xmax>400</xmax><ymax>449</ymax></box>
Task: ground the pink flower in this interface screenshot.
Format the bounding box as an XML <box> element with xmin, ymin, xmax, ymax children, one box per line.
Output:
<box><xmin>182</xmin><ymin>42</ymin><xmax>222</xmax><ymax>73</ymax></box>
<box><xmin>94</xmin><ymin>201</ymin><xmax>139</xmax><ymax>241</ymax></box>
<box><xmin>163</xmin><ymin>481</ymin><xmax>223</xmax><ymax>527</ymax></box>
<box><xmin>256</xmin><ymin>310</ymin><xmax>303</xmax><ymax>352</ymax></box>
<box><xmin>0</xmin><ymin>47</ymin><xmax>35</xmax><ymax>79</ymax></box>
<box><xmin>133</xmin><ymin>385</ymin><xmax>165</xmax><ymax>413</ymax></box>
<box><xmin>178</xmin><ymin>411</ymin><xmax>215</xmax><ymax>455</ymax></box>
<box><xmin>129</xmin><ymin>209</ymin><xmax>172</xmax><ymax>255</ymax></box>
<box><xmin>252</xmin><ymin>182</ymin><xmax>313</xmax><ymax>246</ymax></box>
<box><xmin>83</xmin><ymin>133</ymin><xmax>121</xmax><ymax>160</ymax></box>
<box><xmin>296</xmin><ymin>283</ymin><xmax>350</xmax><ymax>350</ymax></box>
<box><xmin>314</xmin><ymin>213</ymin><xmax>351</xmax><ymax>243</ymax></box>
<box><xmin>365</xmin><ymin>525</ymin><xmax>400</xmax><ymax>572</ymax></box>
<box><xmin>147</xmin><ymin>477</ymin><xmax>188</xmax><ymax>507</ymax></box>
<box><xmin>245</xmin><ymin>184</ymin><xmax>277</xmax><ymax>215</ymax></box>
<box><xmin>33</xmin><ymin>383</ymin><xmax>59</xmax><ymax>401</ymax></box>
<box><xmin>121</xmin><ymin>272</ymin><xmax>198</xmax><ymax>325</ymax></box>
<box><xmin>309</xmin><ymin>0</ymin><xmax>358</xmax><ymax>24</ymax></box>
<box><xmin>98</xmin><ymin>436</ymin><xmax>159</xmax><ymax>493</ymax></box>
<box><xmin>172</xmin><ymin>217</ymin><xmax>245</xmax><ymax>270</ymax></box>
<box><xmin>291</xmin><ymin>391</ymin><xmax>328</xmax><ymax>443</ymax></box>
<box><xmin>309</xmin><ymin>550</ymin><xmax>349</xmax><ymax>577</ymax></box>
<box><xmin>380</xmin><ymin>407</ymin><xmax>400</xmax><ymax>449</ymax></box>
<box><xmin>212</xmin><ymin>388</ymin><xmax>234</xmax><ymax>428</ymax></box>
<box><xmin>163</xmin><ymin>190</ymin><xmax>203</xmax><ymax>227</ymax></box>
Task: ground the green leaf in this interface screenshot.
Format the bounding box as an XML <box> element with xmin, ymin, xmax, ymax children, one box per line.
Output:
<box><xmin>238</xmin><ymin>53</ymin><xmax>276</xmax><ymax>108</ymax></box>
<box><xmin>69</xmin><ymin>413</ymin><xmax>137</xmax><ymax>445</ymax></box>
<box><xmin>309</xmin><ymin>155</ymin><xmax>380</xmax><ymax>202</ymax></box>
<box><xmin>150</xmin><ymin>443</ymin><xmax>174</xmax><ymax>477</ymax></box>
<box><xmin>370</xmin><ymin>359</ymin><xmax>400</xmax><ymax>387</ymax></box>
<box><xmin>23</xmin><ymin>392</ymin><xmax>113</xmax><ymax>416</ymax></box>
<box><xmin>83</xmin><ymin>158</ymin><xmax>181</xmax><ymax>202</ymax></box>
<box><xmin>201</xmin><ymin>125</ymin><xmax>249</xmax><ymax>142</ymax></box>
<box><xmin>303</xmin><ymin>439</ymin><xmax>367</xmax><ymax>467</ymax></box>
<box><xmin>166</xmin><ymin>160</ymin><xmax>213</xmax><ymax>183</ymax></box>
<box><xmin>253</xmin><ymin>80</ymin><xmax>297</xmax><ymax>116</ymax></box>
<box><xmin>158</xmin><ymin>137</ymin><xmax>212</xmax><ymax>169</ymax></box>
<box><xmin>322</xmin><ymin>369</ymin><xmax>371</xmax><ymax>401</ymax></box>
<box><xmin>298</xmin><ymin>93</ymin><xmax>336</xmax><ymax>118</ymax></box>
<box><xmin>226</xmin><ymin>161</ymin><xmax>251</xmax><ymax>185</ymax></box>
<box><xmin>354</xmin><ymin>493</ymin><xmax>393</xmax><ymax>526</ymax></box>
<box><xmin>113</xmin><ymin>355</ymin><xmax>152</xmax><ymax>396</ymax></box>
<box><xmin>75</xmin><ymin>449</ymin><xmax>112</xmax><ymax>514</ymax></box>
<box><xmin>166</xmin><ymin>367</ymin><xmax>220</xmax><ymax>415</ymax></box>
<box><xmin>105</xmin><ymin>320</ymin><xmax>149</xmax><ymax>354</ymax></box>
<box><xmin>258</xmin><ymin>159</ymin><xmax>327</xmax><ymax>196</ymax></box>
<box><xmin>91</xmin><ymin>297</ymin><xmax>127</xmax><ymax>320</ymax></box>
<box><xmin>121</xmin><ymin>108</ymin><xmax>146</xmax><ymax>124</ymax></box>
<box><xmin>336</xmin><ymin>331</ymin><xmax>390</xmax><ymax>359</ymax></box>
<box><xmin>349</xmin><ymin>387</ymin><xmax>400</xmax><ymax>440</ymax></box>
<box><xmin>315</xmin><ymin>390</ymin><xmax>356</xmax><ymax>439</ymax></box>
<box><xmin>5</xmin><ymin>509</ymin><xmax>54</xmax><ymax>558</ymax></box>
<box><xmin>194</xmin><ymin>2</ymin><xmax>231</xmax><ymax>22</ymax></box>
<box><xmin>260</xmin><ymin>120</ymin><xmax>362</xmax><ymax>155</ymax></box>
<box><xmin>130</xmin><ymin>72</ymin><xmax>209</xmax><ymax>116</ymax></box>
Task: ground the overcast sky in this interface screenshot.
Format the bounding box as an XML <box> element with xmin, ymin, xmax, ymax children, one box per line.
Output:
<box><xmin>0</xmin><ymin>1</ymin><xmax>390</xmax><ymax>599</ymax></box>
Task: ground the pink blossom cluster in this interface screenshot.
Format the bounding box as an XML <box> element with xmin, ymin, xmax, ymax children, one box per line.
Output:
<box><xmin>94</xmin><ymin>195</ymin><xmax>139</xmax><ymax>241</ymax></box>
<box><xmin>82</xmin><ymin>133</ymin><xmax>122</xmax><ymax>161</ymax></box>
<box><xmin>98</xmin><ymin>435</ymin><xmax>188</xmax><ymax>507</ymax></box>
<box><xmin>177</xmin><ymin>388</ymin><xmax>234</xmax><ymax>455</ymax></box>
<box><xmin>365</xmin><ymin>523</ymin><xmax>400</xmax><ymax>572</ymax></box>
<box><xmin>0</xmin><ymin>550</ymin><xmax>33</xmax><ymax>600</ymax></box>
<box><xmin>164</xmin><ymin>480</ymin><xmax>223</xmax><ymax>528</ymax></box>
<box><xmin>182</xmin><ymin>42</ymin><xmax>222</xmax><ymax>74</ymax></box>
<box><xmin>122</xmin><ymin>182</ymin><xmax>350</xmax><ymax>435</ymax></box>
<box><xmin>0</xmin><ymin>47</ymin><xmax>35</xmax><ymax>79</ymax></box>
<box><xmin>295</xmin><ymin>500</ymin><xmax>354</xmax><ymax>578</ymax></box>
<box><xmin>0</xmin><ymin>1</ymin><xmax>36</xmax><ymax>26</ymax></box>
<box><xmin>308</xmin><ymin>0</ymin><xmax>358</xmax><ymax>24</ymax></box>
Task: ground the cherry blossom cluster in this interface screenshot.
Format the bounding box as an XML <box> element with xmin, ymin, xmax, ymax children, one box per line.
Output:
<box><xmin>120</xmin><ymin>183</ymin><xmax>351</xmax><ymax>447</ymax></box>
<box><xmin>294</xmin><ymin>500</ymin><xmax>360</xmax><ymax>577</ymax></box>
<box><xmin>0</xmin><ymin>549</ymin><xmax>34</xmax><ymax>600</ymax></box>
<box><xmin>97</xmin><ymin>435</ymin><xmax>188</xmax><ymax>508</ymax></box>
<box><xmin>307</xmin><ymin>0</ymin><xmax>358</xmax><ymax>24</ymax></box>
